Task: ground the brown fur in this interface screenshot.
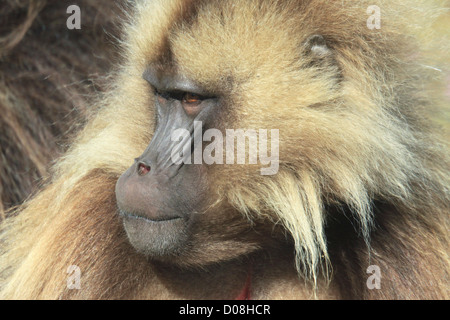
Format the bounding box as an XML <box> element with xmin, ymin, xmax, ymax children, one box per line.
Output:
<box><xmin>0</xmin><ymin>0</ymin><xmax>449</xmax><ymax>299</ymax></box>
<box><xmin>0</xmin><ymin>0</ymin><xmax>123</xmax><ymax>218</ymax></box>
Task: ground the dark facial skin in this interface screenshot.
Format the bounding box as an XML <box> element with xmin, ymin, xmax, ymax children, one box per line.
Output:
<box><xmin>115</xmin><ymin>65</ymin><xmax>220</xmax><ymax>258</ymax></box>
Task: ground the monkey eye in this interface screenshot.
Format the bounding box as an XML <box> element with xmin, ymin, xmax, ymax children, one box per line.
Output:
<box><xmin>181</xmin><ymin>92</ymin><xmax>206</xmax><ymax>115</ymax></box>
<box><xmin>152</xmin><ymin>86</ymin><xmax>208</xmax><ymax>116</ymax></box>
<box><xmin>182</xmin><ymin>93</ymin><xmax>203</xmax><ymax>106</ymax></box>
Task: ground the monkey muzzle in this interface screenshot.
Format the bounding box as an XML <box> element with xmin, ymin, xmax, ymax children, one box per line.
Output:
<box><xmin>115</xmin><ymin>97</ymin><xmax>211</xmax><ymax>258</ymax></box>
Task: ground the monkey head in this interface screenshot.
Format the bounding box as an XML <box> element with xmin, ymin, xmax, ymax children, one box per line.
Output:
<box><xmin>113</xmin><ymin>0</ymin><xmax>427</xmax><ymax>275</ymax></box>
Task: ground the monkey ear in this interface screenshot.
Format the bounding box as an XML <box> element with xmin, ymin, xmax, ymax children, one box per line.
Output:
<box><xmin>303</xmin><ymin>34</ymin><xmax>333</xmax><ymax>59</ymax></box>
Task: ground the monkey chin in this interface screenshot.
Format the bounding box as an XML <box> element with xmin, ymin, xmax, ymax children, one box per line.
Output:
<box><xmin>119</xmin><ymin>211</ymin><xmax>190</xmax><ymax>258</ymax></box>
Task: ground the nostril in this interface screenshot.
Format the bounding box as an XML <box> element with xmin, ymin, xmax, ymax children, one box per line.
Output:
<box><xmin>137</xmin><ymin>162</ymin><xmax>151</xmax><ymax>176</ymax></box>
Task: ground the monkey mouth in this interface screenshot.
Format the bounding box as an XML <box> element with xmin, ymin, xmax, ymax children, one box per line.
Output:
<box><xmin>118</xmin><ymin>210</ymin><xmax>183</xmax><ymax>223</ymax></box>
<box><xmin>118</xmin><ymin>209</ymin><xmax>191</xmax><ymax>257</ymax></box>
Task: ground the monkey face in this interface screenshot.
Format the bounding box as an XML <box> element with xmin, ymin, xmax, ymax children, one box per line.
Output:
<box><xmin>112</xmin><ymin>0</ymin><xmax>412</xmax><ymax>270</ymax></box>
<box><xmin>112</xmin><ymin>0</ymin><xmax>340</xmax><ymax>267</ymax></box>
<box><xmin>115</xmin><ymin>65</ymin><xmax>218</xmax><ymax>259</ymax></box>
<box><xmin>114</xmin><ymin>62</ymin><xmax>268</xmax><ymax>265</ymax></box>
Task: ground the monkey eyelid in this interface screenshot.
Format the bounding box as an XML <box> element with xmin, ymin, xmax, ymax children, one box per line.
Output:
<box><xmin>153</xmin><ymin>87</ymin><xmax>207</xmax><ymax>103</ymax></box>
<box><xmin>143</xmin><ymin>67</ymin><xmax>212</xmax><ymax>98</ymax></box>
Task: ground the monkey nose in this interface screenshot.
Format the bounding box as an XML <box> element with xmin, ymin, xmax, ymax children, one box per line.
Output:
<box><xmin>137</xmin><ymin>162</ymin><xmax>151</xmax><ymax>176</ymax></box>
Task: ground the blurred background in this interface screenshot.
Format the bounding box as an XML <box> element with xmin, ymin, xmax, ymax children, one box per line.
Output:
<box><xmin>0</xmin><ymin>0</ymin><xmax>124</xmax><ymax>218</ymax></box>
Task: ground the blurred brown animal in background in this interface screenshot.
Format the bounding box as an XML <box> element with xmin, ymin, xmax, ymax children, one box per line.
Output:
<box><xmin>0</xmin><ymin>0</ymin><xmax>122</xmax><ymax>218</ymax></box>
<box><xmin>0</xmin><ymin>0</ymin><xmax>449</xmax><ymax>299</ymax></box>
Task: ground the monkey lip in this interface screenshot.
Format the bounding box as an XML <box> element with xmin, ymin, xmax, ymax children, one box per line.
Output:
<box><xmin>119</xmin><ymin>209</ymin><xmax>190</xmax><ymax>258</ymax></box>
<box><xmin>118</xmin><ymin>210</ymin><xmax>183</xmax><ymax>223</ymax></box>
